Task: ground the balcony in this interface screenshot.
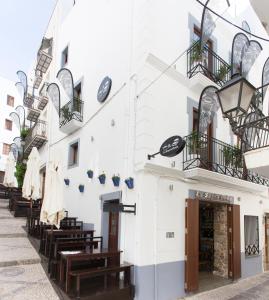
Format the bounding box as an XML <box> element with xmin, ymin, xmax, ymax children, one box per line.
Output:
<box><xmin>187</xmin><ymin>41</ymin><xmax>231</xmax><ymax>87</ymax></box>
<box><xmin>183</xmin><ymin>132</ymin><xmax>269</xmax><ymax>187</ymax></box>
<box><xmin>33</xmin><ymin>70</ymin><xmax>43</xmax><ymax>89</ymax></box>
<box><xmin>36</xmin><ymin>48</ymin><xmax>52</xmax><ymax>74</ymax></box>
<box><xmin>26</xmin><ymin>97</ymin><xmax>41</xmax><ymax>122</ymax></box>
<box><xmin>59</xmin><ymin>98</ymin><xmax>84</xmax><ymax>134</ymax></box>
<box><xmin>37</xmin><ymin>96</ymin><xmax>48</xmax><ymax>110</ymax></box>
<box><xmin>243</xmin><ymin>116</ymin><xmax>269</xmax><ymax>178</ymax></box>
<box><xmin>24</xmin><ymin>120</ymin><xmax>47</xmax><ymax>155</ymax></box>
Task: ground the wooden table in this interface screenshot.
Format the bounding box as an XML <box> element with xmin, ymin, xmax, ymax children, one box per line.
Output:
<box><xmin>59</xmin><ymin>248</ymin><xmax>122</xmax><ymax>292</ymax></box>
<box><xmin>44</xmin><ymin>229</ymin><xmax>94</xmax><ymax>257</ymax></box>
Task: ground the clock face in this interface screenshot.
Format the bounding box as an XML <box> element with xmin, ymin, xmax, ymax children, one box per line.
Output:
<box><xmin>97</xmin><ymin>76</ymin><xmax>112</xmax><ymax>103</ymax></box>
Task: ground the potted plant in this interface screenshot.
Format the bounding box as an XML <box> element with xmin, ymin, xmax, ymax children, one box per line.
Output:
<box><xmin>98</xmin><ymin>172</ymin><xmax>106</xmax><ymax>184</ymax></box>
<box><xmin>64</xmin><ymin>178</ymin><xmax>70</xmax><ymax>186</ymax></box>
<box><xmin>112</xmin><ymin>174</ymin><xmax>120</xmax><ymax>187</ymax></box>
<box><xmin>233</xmin><ymin>147</ymin><xmax>243</xmax><ymax>169</ymax></box>
<box><xmin>190</xmin><ymin>41</ymin><xmax>202</xmax><ymax>65</ymax></box>
<box><xmin>87</xmin><ymin>170</ymin><xmax>94</xmax><ymax>179</ymax></box>
<box><xmin>187</xmin><ymin>131</ymin><xmax>202</xmax><ymax>154</ymax></box>
<box><xmin>216</xmin><ymin>64</ymin><xmax>230</xmax><ymax>81</ymax></box>
<box><xmin>125</xmin><ymin>177</ymin><xmax>134</xmax><ymax>189</ymax></box>
<box><xmin>61</xmin><ymin>106</ymin><xmax>72</xmax><ymax>121</ymax></box>
<box><xmin>223</xmin><ymin>146</ymin><xmax>233</xmax><ymax>166</ymax></box>
<box><xmin>78</xmin><ymin>184</ymin><xmax>84</xmax><ymax>193</ymax></box>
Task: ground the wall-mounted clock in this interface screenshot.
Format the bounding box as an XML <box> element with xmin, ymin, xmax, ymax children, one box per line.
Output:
<box><xmin>97</xmin><ymin>76</ymin><xmax>112</xmax><ymax>103</ymax></box>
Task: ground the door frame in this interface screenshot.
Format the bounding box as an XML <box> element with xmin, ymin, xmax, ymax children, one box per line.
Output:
<box><xmin>185</xmin><ymin>198</ymin><xmax>241</xmax><ymax>292</ymax></box>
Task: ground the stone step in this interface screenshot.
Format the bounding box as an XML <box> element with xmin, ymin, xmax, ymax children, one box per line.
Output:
<box><xmin>0</xmin><ymin>237</ymin><xmax>41</xmax><ymax>267</ymax></box>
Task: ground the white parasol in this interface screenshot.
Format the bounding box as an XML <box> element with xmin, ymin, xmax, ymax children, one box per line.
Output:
<box><xmin>40</xmin><ymin>157</ymin><xmax>65</xmax><ymax>228</ymax></box>
<box><xmin>22</xmin><ymin>147</ymin><xmax>41</xmax><ymax>200</ymax></box>
<box><xmin>3</xmin><ymin>152</ymin><xmax>18</xmax><ymax>188</ymax></box>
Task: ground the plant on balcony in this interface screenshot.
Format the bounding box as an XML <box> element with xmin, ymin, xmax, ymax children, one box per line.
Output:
<box><xmin>98</xmin><ymin>172</ymin><xmax>106</xmax><ymax>184</ymax></box>
<box><xmin>223</xmin><ymin>146</ymin><xmax>243</xmax><ymax>168</ymax></box>
<box><xmin>61</xmin><ymin>106</ymin><xmax>72</xmax><ymax>121</ymax></box>
<box><xmin>216</xmin><ymin>64</ymin><xmax>230</xmax><ymax>81</ymax></box>
<box><xmin>15</xmin><ymin>162</ymin><xmax>26</xmax><ymax>188</ymax></box>
<box><xmin>187</xmin><ymin>131</ymin><xmax>203</xmax><ymax>154</ymax></box>
<box><xmin>112</xmin><ymin>174</ymin><xmax>120</xmax><ymax>187</ymax></box>
<box><xmin>190</xmin><ymin>41</ymin><xmax>202</xmax><ymax>65</ymax></box>
<box><xmin>20</xmin><ymin>128</ymin><xmax>30</xmax><ymax>140</ymax></box>
<box><xmin>223</xmin><ymin>146</ymin><xmax>233</xmax><ymax>166</ymax></box>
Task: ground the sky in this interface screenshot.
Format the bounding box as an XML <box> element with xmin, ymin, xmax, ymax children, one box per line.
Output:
<box><xmin>0</xmin><ymin>0</ymin><xmax>56</xmax><ymax>82</ymax></box>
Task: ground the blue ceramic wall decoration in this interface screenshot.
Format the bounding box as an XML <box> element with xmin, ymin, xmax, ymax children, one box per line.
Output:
<box><xmin>64</xmin><ymin>179</ymin><xmax>70</xmax><ymax>186</ymax></box>
<box><xmin>87</xmin><ymin>170</ymin><xmax>94</xmax><ymax>178</ymax></box>
<box><xmin>125</xmin><ymin>177</ymin><xmax>134</xmax><ymax>189</ymax></box>
<box><xmin>112</xmin><ymin>175</ymin><xmax>120</xmax><ymax>187</ymax></box>
<box><xmin>78</xmin><ymin>184</ymin><xmax>84</xmax><ymax>193</ymax></box>
<box><xmin>98</xmin><ymin>173</ymin><xmax>106</xmax><ymax>184</ymax></box>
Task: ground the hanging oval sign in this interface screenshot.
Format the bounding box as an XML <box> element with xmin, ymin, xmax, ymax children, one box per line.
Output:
<box><xmin>160</xmin><ymin>135</ymin><xmax>185</xmax><ymax>157</ymax></box>
<box><xmin>97</xmin><ymin>76</ymin><xmax>112</xmax><ymax>103</ymax></box>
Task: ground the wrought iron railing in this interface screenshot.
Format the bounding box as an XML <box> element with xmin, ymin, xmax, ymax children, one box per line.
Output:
<box><xmin>245</xmin><ymin>244</ymin><xmax>259</xmax><ymax>256</ymax></box>
<box><xmin>59</xmin><ymin>98</ymin><xmax>84</xmax><ymax>128</ymax></box>
<box><xmin>24</xmin><ymin>120</ymin><xmax>47</xmax><ymax>149</ymax></box>
<box><xmin>187</xmin><ymin>40</ymin><xmax>231</xmax><ymax>86</ymax></box>
<box><xmin>183</xmin><ymin>132</ymin><xmax>269</xmax><ymax>186</ymax></box>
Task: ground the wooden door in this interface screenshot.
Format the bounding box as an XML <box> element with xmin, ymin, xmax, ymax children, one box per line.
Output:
<box><xmin>227</xmin><ymin>204</ymin><xmax>241</xmax><ymax>280</ymax></box>
<box><xmin>185</xmin><ymin>198</ymin><xmax>199</xmax><ymax>292</ymax></box>
<box><xmin>264</xmin><ymin>215</ymin><xmax>269</xmax><ymax>270</ymax></box>
<box><xmin>108</xmin><ymin>203</ymin><xmax>119</xmax><ymax>266</ymax></box>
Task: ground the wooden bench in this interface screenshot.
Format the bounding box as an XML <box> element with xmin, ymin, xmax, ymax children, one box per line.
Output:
<box><xmin>49</xmin><ymin>237</ymin><xmax>103</xmax><ymax>277</ymax></box>
<box><xmin>69</xmin><ymin>263</ymin><xmax>133</xmax><ymax>298</ymax></box>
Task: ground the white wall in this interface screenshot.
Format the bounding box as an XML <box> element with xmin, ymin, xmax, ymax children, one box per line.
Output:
<box><xmin>0</xmin><ymin>76</ymin><xmax>21</xmax><ymax>172</ymax></box>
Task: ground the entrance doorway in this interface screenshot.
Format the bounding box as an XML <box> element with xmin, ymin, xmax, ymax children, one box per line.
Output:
<box><xmin>199</xmin><ymin>201</ymin><xmax>231</xmax><ymax>292</ymax></box>
<box><xmin>185</xmin><ymin>198</ymin><xmax>241</xmax><ymax>293</ymax></box>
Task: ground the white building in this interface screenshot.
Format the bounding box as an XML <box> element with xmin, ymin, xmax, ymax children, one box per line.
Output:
<box><xmin>0</xmin><ymin>76</ymin><xmax>21</xmax><ymax>182</ymax></box>
<box><xmin>20</xmin><ymin>0</ymin><xmax>269</xmax><ymax>299</ymax></box>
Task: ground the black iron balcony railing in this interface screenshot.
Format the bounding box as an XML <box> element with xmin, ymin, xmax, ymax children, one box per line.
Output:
<box><xmin>59</xmin><ymin>98</ymin><xmax>84</xmax><ymax>128</ymax></box>
<box><xmin>183</xmin><ymin>132</ymin><xmax>269</xmax><ymax>187</ymax></box>
<box><xmin>187</xmin><ymin>41</ymin><xmax>231</xmax><ymax>86</ymax></box>
<box><xmin>24</xmin><ymin>120</ymin><xmax>47</xmax><ymax>153</ymax></box>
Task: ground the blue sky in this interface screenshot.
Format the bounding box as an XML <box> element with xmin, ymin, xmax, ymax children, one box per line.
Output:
<box><xmin>0</xmin><ymin>0</ymin><xmax>56</xmax><ymax>82</ymax></box>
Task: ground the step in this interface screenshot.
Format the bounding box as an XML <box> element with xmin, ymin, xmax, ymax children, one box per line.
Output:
<box><xmin>0</xmin><ymin>237</ymin><xmax>41</xmax><ymax>267</ymax></box>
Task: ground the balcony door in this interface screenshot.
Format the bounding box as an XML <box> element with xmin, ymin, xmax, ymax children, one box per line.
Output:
<box><xmin>193</xmin><ymin>108</ymin><xmax>213</xmax><ymax>170</ymax></box>
<box><xmin>193</xmin><ymin>26</ymin><xmax>213</xmax><ymax>77</ymax></box>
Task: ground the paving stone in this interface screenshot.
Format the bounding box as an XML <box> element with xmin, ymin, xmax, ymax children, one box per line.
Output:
<box><xmin>0</xmin><ymin>209</ymin><xmax>13</xmax><ymax>219</ymax></box>
<box><xmin>183</xmin><ymin>272</ymin><xmax>269</xmax><ymax>300</ymax></box>
<box><xmin>0</xmin><ymin>218</ymin><xmax>26</xmax><ymax>237</ymax></box>
<box><xmin>0</xmin><ymin>264</ymin><xmax>59</xmax><ymax>300</ymax></box>
<box><xmin>0</xmin><ymin>238</ymin><xmax>41</xmax><ymax>267</ymax></box>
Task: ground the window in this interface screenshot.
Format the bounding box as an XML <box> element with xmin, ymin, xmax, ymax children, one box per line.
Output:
<box><xmin>68</xmin><ymin>140</ymin><xmax>79</xmax><ymax>167</ymax></box>
<box><xmin>5</xmin><ymin>119</ymin><xmax>12</xmax><ymax>131</ymax></box>
<box><xmin>244</xmin><ymin>215</ymin><xmax>259</xmax><ymax>256</ymax></box>
<box><xmin>61</xmin><ymin>46</ymin><xmax>69</xmax><ymax>67</ymax></box>
<box><xmin>2</xmin><ymin>143</ymin><xmax>10</xmax><ymax>155</ymax></box>
<box><xmin>7</xmin><ymin>95</ymin><xmax>14</xmax><ymax>107</ymax></box>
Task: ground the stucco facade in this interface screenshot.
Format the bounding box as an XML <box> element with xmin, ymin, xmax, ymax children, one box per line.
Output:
<box><xmin>25</xmin><ymin>1</ymin><xmax>269</xmax><ymax>299</ymax></box>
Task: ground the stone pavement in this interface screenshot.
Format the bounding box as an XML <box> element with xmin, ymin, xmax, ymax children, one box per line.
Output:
<box><xmin>183</xmin><ymin>272</ymin><xmax>269</xmax><ymax>300</ymax></box>
<box><xmin>0</xmin><ymin>198</ymin><xmax>59</xmax><ymax>300</ymax></box>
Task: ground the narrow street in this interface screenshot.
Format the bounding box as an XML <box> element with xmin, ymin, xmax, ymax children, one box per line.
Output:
<box><xmin>183</xmin><ymin>272</ymin><xmax>269</xmax><ymax>300</ymax></box>
<box><xmin>0</xmin><ymin>197</ymin><xmax>59</xmax><ymax>300</ymax></box>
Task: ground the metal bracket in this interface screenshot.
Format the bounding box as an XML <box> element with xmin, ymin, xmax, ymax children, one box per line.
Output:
<box><xmin>147</xmin><ymin>151</ymin><xmax>160</xmax><ymax>160</ymax></box>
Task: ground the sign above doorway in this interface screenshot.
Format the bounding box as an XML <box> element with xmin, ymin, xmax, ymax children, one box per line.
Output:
<box><xmin>194</xmin><ymin>190</ymin><xmax>234</xmax><ymax>204</ymax></box>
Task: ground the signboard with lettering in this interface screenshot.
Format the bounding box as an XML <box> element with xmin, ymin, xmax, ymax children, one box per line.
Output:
<box><xmin>194</xmin><ymin>190</ymin><xmax>234</xmax><ymax>204</ymax></box>
<box><xmin>160</xmin><ymin>135</ymin><xmax>186</xmax><ymax>157</ymax></box>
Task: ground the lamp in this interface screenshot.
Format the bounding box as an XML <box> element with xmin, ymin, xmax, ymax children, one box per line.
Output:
<box><xmin>216</xmin><ymin>75</ymin><xmax>256</xmax><ymax>118</ymax></box>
